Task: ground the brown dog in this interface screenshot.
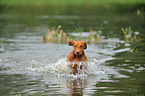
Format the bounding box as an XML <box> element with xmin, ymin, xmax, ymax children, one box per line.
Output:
<box><xmin>67</xmin><ymin>41</ymin><xmax>87</xmax><ymax>74</ymax></box>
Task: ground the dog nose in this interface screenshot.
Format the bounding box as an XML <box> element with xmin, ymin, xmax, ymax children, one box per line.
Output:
<box><xmin>76</xmin><ymin>51</ymin><xmax>79</xmax><ymax>54</ymax></box>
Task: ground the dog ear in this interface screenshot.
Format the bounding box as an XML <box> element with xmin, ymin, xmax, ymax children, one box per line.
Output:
<box><xmin>83</xmin><ymin>41</ymin><xmax>87</xmax><ymax>49</ymax></box>
<box><xmin>68</xmin><ymin>41</ymin><xmax>74</xmax><ymax>46</ymax></box>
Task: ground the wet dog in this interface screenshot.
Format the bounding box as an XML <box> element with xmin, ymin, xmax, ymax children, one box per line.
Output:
<box><xmin>67</xmin><ymin>41</ymin><xmax>87</xmax><ymax>74</ymax></box>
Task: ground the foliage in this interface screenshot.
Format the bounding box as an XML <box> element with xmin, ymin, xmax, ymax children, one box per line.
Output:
<box><xmin>74</xmin><ymin>27</ymin><xmax>84</xmax><ymax>41</ymax></box>
<box><xmin>137</xmin><ymin>7</ymin><xmax>145</xmax><ymax>18</ymax></box>
<box><xmin>0</xmin><ymin>38</ymin><xmax>4</xmax><ymax>42</ymax></box>
<box><xmin>41</xmin><ymin>26</ymin><xmax>101</xmax><ymax>44</ymax></box>
<box><xmin>122</xmin><ymin>27</ymin><xmax>142</xmax><ymax>43</ymax></box>
<box><xmin>87</xmin><ymin>31</ymin><xmax>101</xmax><ymax>44</ymax></box>
<box><xmin>41</xmin><ymin>25</ymin><xmax>69</xmax><ymax>44</ymax></box>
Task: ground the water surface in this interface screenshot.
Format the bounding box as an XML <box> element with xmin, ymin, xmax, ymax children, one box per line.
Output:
<box><xmin>0</xmin><ymin>5</ymin><xmax>145</xmax><ymax>96</ymax></box>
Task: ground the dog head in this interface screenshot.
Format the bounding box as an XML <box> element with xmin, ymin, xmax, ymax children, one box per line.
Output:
<box><xmin>68</xmin><ymin>41</ymin><xmax>87</xmax><ymax>56</ymax></box>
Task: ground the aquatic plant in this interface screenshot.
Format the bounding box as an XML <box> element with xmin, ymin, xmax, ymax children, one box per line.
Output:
<box><xmin>122</xmin><ymin>27</ymin><xmax>142</xmax><ymax>43</ymax></box>
<box><xmin>137</xmin><ymin>7</ymin><xmax>145</xmax><ymax>18</ymax></box>
<box><xmin>88</xmin><ymin>31</ymin><xmax>101</xmax><ymax>44</ymax></box>
<box><xmin>41</xmin><ymin>25</ymin><xmax>69</xmax><ymax>44</ymax></box>
<box><xmin>74</xmin><ymin>27</ymin><xmax>84</xmax><ymax>41</ymax></box>
<box><xmin>73</xmin><ymin>27</ymin><xmax>101</xmax><ymax>44</ymax></box>
<box><xmin>41</xmin><ymin>26</ymin><xmax>102</xmax><ymax>44</ymax></box>
<box><xmin>0</xmin><ymin>38</ymin><xmax>4</xmax><ymax>42</ymax></box>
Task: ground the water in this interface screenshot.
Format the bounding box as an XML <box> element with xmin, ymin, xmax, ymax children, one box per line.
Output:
<box><xmin>0</xmin><ymin>5</ymin><xmax>145</xmax><ymax>96</ymax></box>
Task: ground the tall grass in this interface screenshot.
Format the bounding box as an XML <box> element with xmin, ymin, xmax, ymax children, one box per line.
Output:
<box><xmin>41</xmin><ymin>25</ymin><xmax>70</xmax><ymax>44</ymax></box>
<box><xmin>41</xmin><ymin>25</ymin><xmax>101</xmax><ymax>44</ymax></box>
<box><xmin>122</xmin><ymin>27</ymin><xmax>142</xmax><ymax>43</ymax></box>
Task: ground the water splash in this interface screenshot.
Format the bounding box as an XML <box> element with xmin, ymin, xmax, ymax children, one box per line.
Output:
<box><xmin>0</xmin><ymin>36</ymin><xmax>131</xmax><ymax>79</ymax></box>
<box><xmin>26</xmin><ymin>57</ymin><xmax>125</xmax><ymax>79</ymax></box>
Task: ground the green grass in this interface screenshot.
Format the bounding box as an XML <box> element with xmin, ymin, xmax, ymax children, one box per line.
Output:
<box><xmin>0</xmin><ymin>0</ymin><xmax>145</xmax><ymax>7</ymax></box>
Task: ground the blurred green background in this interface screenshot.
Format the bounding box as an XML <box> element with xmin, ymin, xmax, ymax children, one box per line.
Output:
<box><xmin>0</xmin><ymin>0</ymin><xmax>145</xmax><ymax>38</ymax></box>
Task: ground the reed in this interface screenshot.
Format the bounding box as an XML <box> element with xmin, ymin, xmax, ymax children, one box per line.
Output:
<box><xmin>87</xmin><ymin>31</ymin><xmax>101</xmax><ymax>44</ymax></box>
<box><xmin>0</xmin><ymin>38</ymin><xmax>4</xmax><ymax>42</ymax></box>
<box><xmin>89</xmin><ymin>31</ymin><xmax>94</xmax><ymax>44</ymax></box>
<box><xmin>137</xmin><ymin>8</ymin><xmax>144</xmax><ymax>18</ymax></box>
<box><xmin>41</xmin><ymin>25</ymin><xmax>69</xmax><ymax>44</ymax></box>
<box><xmin>41</xmin><ymin>26</ymin><xmax>102</xmax><ymax>44</ymax></box>
<box><xmin>74</xmin><ymin>27</ymin><xmax>84</xmax><ymax>41</ymax></box>
<box><xmin>58</xmin><ymin>30</ymin><xmax>63</xmax><ymax>44</ymax></box>
<box><xmin>122</xmin><ymin>27</ymin><xmax>142</xmax><ymax>43</ymax></box>
<box><xmin>95</xmin><ymin>34</ymin><xmax>101</xmax><ymax>44</ymax></box>
<box><xmin>40</xmin><ymin>36</ymin><xmax>45</xmax><ymax>43</ymax></box>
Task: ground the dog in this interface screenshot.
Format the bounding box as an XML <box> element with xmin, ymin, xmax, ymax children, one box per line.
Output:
<box><xmin>67</xmin><ymin>41</ymin><xmax>87</xmax><ymax>74</ymax></box>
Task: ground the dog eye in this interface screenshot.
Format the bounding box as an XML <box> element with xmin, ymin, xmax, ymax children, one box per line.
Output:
<box><xmin>74</xmin><ymin>45</ymin><xmax>77</xmax><ymax>47</ymax></box>
<box><xmin>81</xmin><ymin>46</ymin><xmax>83</xmax><ymax>48</ymax></box>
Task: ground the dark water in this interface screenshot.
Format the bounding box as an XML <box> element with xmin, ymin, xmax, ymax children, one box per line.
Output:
<box><xmin>0</xmin><ymin>4</ymin><xmax>145</xmax><ymax>96</ymax></box>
